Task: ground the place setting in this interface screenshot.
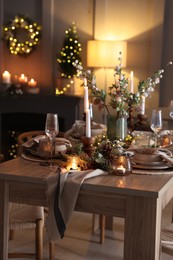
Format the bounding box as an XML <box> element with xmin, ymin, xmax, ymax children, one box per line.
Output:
<box><xmin>20</xmin><ymin>113</ymin><xmax>72</xmax><ymax>167</ymax></box>
<box><xmin>130</xmin><ymin>108</ymin><xmax>173</xmax><ymax>174</ymax></box>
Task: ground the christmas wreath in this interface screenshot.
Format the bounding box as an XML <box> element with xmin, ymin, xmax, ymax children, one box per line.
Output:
<box><xmin>3</xmin><ymin>14</ymin><xmax>41</xmax><ymax>56</ymax></box>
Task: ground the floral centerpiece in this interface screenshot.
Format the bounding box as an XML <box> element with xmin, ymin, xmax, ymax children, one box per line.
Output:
<box><xmin>73</xmin><ymin>53</ymin><xmax>172</xmax><ymax>140</ymax></box>
<box><xmin>74</xmin><ymin>53</ymin><xmax>167</xmax><ymax>116</ymax></box>
<box><xmin>72</xmin><ymin>55</ymin><xmax>172</xmax><ymax>170</ymax></box>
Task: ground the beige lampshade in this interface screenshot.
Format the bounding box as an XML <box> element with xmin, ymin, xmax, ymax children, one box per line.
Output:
<box><xmin>87</xmin><ymin>40</ymin><xmax>127</xmax><ymax>68</ymax></box>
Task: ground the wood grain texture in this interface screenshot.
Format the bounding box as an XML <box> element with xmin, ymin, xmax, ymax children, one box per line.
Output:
<box><xmin>0</xmin><ymin>157</ymin><xmax>173</xmax><ymax>259</ymax></box>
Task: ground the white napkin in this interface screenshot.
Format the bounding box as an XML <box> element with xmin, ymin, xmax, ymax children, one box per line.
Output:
<box><xmin>46</xmin><ymin>168</ymin><xmax>107</xmax><ymax>242</ymax></box>
<box><xmin>156</xmin><ymin>149</ymin><xmax>173</xmax><ymax>166</ymax></box>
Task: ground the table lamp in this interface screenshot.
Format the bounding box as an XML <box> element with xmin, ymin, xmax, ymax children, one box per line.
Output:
<box><xmin>87</xmin><ymin>40</ymin><xmax>127</xmax><ymax>123</ymax></box>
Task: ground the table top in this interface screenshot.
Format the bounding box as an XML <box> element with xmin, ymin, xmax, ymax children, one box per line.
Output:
<box><xmin>0</xmin><ymin>157</ymin><xmax>173</xmax><ymax>199</ymax></box>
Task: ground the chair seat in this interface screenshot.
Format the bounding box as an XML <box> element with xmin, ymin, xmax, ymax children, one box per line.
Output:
<box><xmin>162</xmin><ymin>223</ymin><xmax>173</xmax><ymax>249</ymax></box>
<box><xmin>9</xmin><ymin>203</ymin><xmax>44</xmax><ymax>229</ymax></box>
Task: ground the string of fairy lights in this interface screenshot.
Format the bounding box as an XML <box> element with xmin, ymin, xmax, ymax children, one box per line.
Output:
<box><xmin>3</xmin><ymin>14</ymin><xmax>41</xmax><ymax>56</ymax></box>
<box><xmin>56</xmin><ymin>22</ymin><xmax>82</xmax><ymax>95</ymax></box>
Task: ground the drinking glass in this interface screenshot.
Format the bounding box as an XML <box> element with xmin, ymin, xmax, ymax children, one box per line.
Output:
<box><xmin>45</xmin><ymin>113</ymin><xmax>59</xmax><ymax>166</ymax></box>
<box><xmin>150</xmin><ymin>109</ymin><xmax>163</xmax><ymax>147</ymax></box>
<box><xmin>169</xmin><ymin>100</ymin><xmax>173</xmax><ymax>119</ymax></box>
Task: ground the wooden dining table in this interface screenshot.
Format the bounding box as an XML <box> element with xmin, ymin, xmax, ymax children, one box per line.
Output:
<box><xmin>0</xmin><ymin>157</ymin><xmax>173</xmax><ymax>260</ymax></box>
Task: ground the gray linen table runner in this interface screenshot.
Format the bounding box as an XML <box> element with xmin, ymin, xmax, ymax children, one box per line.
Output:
<box><xmin>46</xmin><ymin>168</ymin><xmax>107</xmax><ymax>241</ymax></box>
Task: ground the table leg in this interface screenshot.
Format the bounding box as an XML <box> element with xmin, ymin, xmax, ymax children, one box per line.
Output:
<box><xmin>0</xmin><ymin>180</ymin><xmax>9</xmax><ymax>260</ymax></box>
<box><xmin>124</xmin><ymin>195</ymin><xmax>162</xmax><ymax>260</ymax></box>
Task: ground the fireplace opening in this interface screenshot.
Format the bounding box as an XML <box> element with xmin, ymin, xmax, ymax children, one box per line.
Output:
<box><xmin>1</xmin><ymin>113</ymin><xmax>64</xmax><ymax>160</ymax></box>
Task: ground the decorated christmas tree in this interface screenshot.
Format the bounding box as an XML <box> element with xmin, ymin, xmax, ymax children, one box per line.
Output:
<box><xmin>57</xmin><ymin>22</ymin><xmax>82</xmax><ymax>79</ymax></box>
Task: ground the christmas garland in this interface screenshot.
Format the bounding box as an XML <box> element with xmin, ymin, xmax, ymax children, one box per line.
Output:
<box><xmin>3</xmin><ymin>14</ymin><xmax>41</xmax><ymax>56</ymax></box>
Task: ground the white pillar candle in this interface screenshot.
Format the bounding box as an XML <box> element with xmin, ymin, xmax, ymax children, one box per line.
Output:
<box><xmin>85</xmin><ymin>108</ymin><xmax>91</xmax><ymax>138</ymax></box>
<box><xmin>141</xmin><ymin>96</ymin><xmax>145</xmax><ymax>115</ymax></box>
<box><xmin>2</xmin><ymin>71</ymin><xmax>11</xmax><ymax>84</ymax></box>
<box><xmin>130</xmin><ymin>71</ymin><xmax>134</xmax><ymax>93</ymax></box>
<box><xmin>84</xmin><ymin>86</ymin><xmax>89</xmax><ymax>113</ymax></box>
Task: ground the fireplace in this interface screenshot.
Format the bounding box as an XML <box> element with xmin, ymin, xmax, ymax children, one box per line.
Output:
<box><xmin>0</xmin><ymin>94</ymin><xmax>82</xmax><ymax>160</ymax></box>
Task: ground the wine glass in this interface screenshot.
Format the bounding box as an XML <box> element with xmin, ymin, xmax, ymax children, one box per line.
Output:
<box><xmin>169</xmin><ymin>100</ymin><xmax>173</xmax><ymax>119</ymax></box>
<box><xmin>45</xmin><ymin>113</ymin><xmax>59</xmax><ymax>166</ymax></box>
<box><xmin>150</xmin><ymin>109</ymin><xmax>163</xmax><ymax>147</ymax></box>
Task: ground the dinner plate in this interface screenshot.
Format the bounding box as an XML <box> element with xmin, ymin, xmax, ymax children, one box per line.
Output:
<box><xmin>27</xmin><ymin>147</ymin><xmax>61</xmax><ymax>159</ymax></box>
<box><xmin>133</xmin><ymin>159</ymin><xmax>165</xmax><ymax>166</ymax></box>
<box><xmin>132</xmin><ymin>162</ymin><xmax>170</xmax><ymax>170</ymax></box>
<box><xmin>21</xmin><ymin>152</ymin><xmax>46</xmax><ymax>163</ymax></box>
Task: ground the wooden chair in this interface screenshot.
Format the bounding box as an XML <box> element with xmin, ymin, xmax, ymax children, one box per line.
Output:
<box><xmin>9</xmin><ymin>204</ymin><xmax>44</xmax><ymax>259</ymax></box>
<box><xmin>0</xmin><ymin>153</ymin><xmax>44</xmax><ymax>259</ymax></box>
<box><xmin>17</xmin><ymin>130</ymin><xmax>66</xmax><ymax>259</ymax></box>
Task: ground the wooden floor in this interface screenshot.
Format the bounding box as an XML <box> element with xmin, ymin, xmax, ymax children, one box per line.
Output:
<box><xmin>9</xmin><ymin>201</ymin><xmax>173</xmax><ymax>260</ymax></box>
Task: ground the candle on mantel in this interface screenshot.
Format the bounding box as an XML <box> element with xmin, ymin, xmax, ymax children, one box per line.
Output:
<box><xmin>2</xmin><ymin>71</ymin><xmax>11</xmax><ymax>84</ymax></box>
<box><xmin>141</xmin><ymin>96</ymin><xmax>145</xmax><ymax>115</ymax></box>
<box><xmin>84</xmin><ymin>78</ymin><xmax>89</xmax><ymax>113</ymax></box>
<box><xmin>130</xmin><ymin>71</ymin><xmax>134</xmax><ymax>93</ymax></box>
<box><xmin>28</xmin><ymin>78</ymin><xmax>37</xmax><ymax>87</ymax></box>
<box><xmin>85</xmin><ymin>108</ymin><xmax>91</xmax><ymax>138</ymax></box>
<box><xmin>18</xmin><ymin>73</ymin><xmax>28</xmax><ymax>84</ymax></box>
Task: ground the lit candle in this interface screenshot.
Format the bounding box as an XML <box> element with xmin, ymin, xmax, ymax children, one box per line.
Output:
<box><xmin>18</xmin><ymin>73</ymin><xmax>28</xmax><ymax>84</ymax></box>
<box><xmin>28</xmin><ymin>78</ymin><xmax>37</xmax><ymax>87</ymax></box>
<box><xmin>117</xmin><ymin>164</ymin><xmax>126</xmax><ymax>174</ymax></box>
<box><xmin>2</xmin><ymin>71</ymin><xmax>11</xmax><ymax>84</ymax></box>
<box><xmin>141</xmin><ymin>96</ymin><xmax>145</xmax><ymax>115</ymax></box>
<box><xmin>84</xmin><ymin>86</ymin><xmax>89</xmax><ymax>113</ymax></box>
<box><xmin>85</xmin><ymin>108</ymin><xmax>91</xmax><ymax>138</ymax></box>
<box><xmin>130</xmin><ymin>71</ymin><xmax>134</xmax><ymax>93</ymax></box>
<box><xmin>67</xmin><ymin>156</ymin><xmax>80</xmax><ymax>171</ymax></box>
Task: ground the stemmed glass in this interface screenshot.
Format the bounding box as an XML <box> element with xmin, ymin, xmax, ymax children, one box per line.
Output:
<box><xmin>45</xmin><ymin>113</ymin><xmax>59</xmax><ymax>166</ymax></box>
<box><xmin>150</xmin><ymin>109</ymin><xmax>163</xmax><ymax>147</ymax></box>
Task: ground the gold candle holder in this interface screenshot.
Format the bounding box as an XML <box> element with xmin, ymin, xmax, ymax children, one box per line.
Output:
<box><xmin>81</xmin><ymin>136</ymin><xmax>95</xmax><ymax>157</ymax></box>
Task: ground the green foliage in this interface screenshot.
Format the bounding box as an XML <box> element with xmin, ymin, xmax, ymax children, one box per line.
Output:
<box><xmin>73</xmin><ymin>54</ymin><xmax>169</xmax><ymax>117</ymax></box>
<box><xmin>57</xmin><ymin>22</ymin><xmax>82</xmax><ymax>78</ymax></box>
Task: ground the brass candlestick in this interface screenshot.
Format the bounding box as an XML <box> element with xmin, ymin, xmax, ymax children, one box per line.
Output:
<box><xmin>81</xmin><ymin>136</ymin><xmax>95</xmax><ymax>157</ymax></box>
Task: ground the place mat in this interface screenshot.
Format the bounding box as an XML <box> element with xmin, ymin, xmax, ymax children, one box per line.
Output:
<box><xmin>132</xmin><ymin>168</ymin><xmax>173</xmax><ymax>175</ymax></box>
<box><xmin>132</xmin><ymin>163</ymin><xmax>170</xmax><ymax>170</ymax></box>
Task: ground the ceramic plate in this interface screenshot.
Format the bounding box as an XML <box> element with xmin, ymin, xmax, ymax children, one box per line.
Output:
<box><xmin>132</xmin><ymin>163</ymin><xmax>170</xmax><ymax>170</ymax></box>
<box><xmin>133</xmin><ymin>159</ymin><xmax>165</xmax><ymax>166</ymax></box>
<box><xmin>27</xmin><ymin>147</ymin><xmax>60</xmax><ymax>159</ymax></box>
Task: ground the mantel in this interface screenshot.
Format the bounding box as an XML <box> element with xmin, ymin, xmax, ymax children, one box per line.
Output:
<box><xmin>0</xmin><ymin>94</ymin><xmax>82</xmax><ymax>131</ymax></box>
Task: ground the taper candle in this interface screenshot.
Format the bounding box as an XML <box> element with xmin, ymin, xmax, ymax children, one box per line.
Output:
<box><xmin>84</xmin><ymin>86</ymin><xmax>89</xmax><ymax>113</ymax></box>
<box><xmin>141</xmin><ymin>96</ymin><xmax>145</xmax><ymax>115</ymax></box>
<box><xmin>130</xmin><ymin>71</ymin><xmax>134</xmax><ymax>93</ymax></box>
<box><xmin>85</xmin><ymin>108</ymin><xmax>91</xmax><ymax>138</ymax></box>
